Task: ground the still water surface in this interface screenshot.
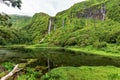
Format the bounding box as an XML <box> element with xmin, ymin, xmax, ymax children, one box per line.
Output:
<box><xmin>0</xmin><ymin>48</ymin><xmax>120</xmax><ymax>67</ymax></box>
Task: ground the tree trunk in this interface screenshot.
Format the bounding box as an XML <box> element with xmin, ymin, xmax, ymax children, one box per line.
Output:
<box><xmin>47</xmin><ymin>58</ymin><xmax>50</xmax><ymax>71</ymax></box>
<box><xmin>1</xmin><ymin>64</ymin><xmax>21</xmax><ymax>80</ymax></box>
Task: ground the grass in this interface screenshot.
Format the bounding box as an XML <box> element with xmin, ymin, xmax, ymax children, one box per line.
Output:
<box><xmin>41</xmin><ymin>66</ymin><xmax>120</xmax><ymax>80</ymax></box>
<box><xmin>23</xmin><ymin>43</ymin><xmax>120</xmax><ymax>58</ymax></box>
<box><xmin>2</xmin><ymin>43</ymin><xmax>120</xmax><ymax>57</ymax></box>
<box><xmin>28</xmin><ymin>43</ymin><xmax>119</xmax><ymax>57</ymax></box>
<box><xmin>67</xmin><ymin>44</ymin><xmax>120</xmax><ymax>57</ymax></box>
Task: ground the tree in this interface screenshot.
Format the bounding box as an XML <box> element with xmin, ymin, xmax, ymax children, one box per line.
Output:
<box><xmin>0</xmin><ymin>0</ymin><xmax>22</xmax><ymax>9</ymax></box>
<box><xmin>0</xmin><ymin>0</ymin><xmax>22</xmax><ymax>26</ymax></box>
<box><xmin>0</xmin><ymin>12</ymin><xmax>12</xmax><ymax>26</ymax></box>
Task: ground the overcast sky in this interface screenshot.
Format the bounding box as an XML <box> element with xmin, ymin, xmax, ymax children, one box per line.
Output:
<box><xmin>0</xmin><ymin>0</ymin><xmax>85</xmax><ymax>16</ymax></box>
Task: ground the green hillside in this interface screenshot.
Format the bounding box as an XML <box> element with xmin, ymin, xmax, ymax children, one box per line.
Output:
<box><xmin>23</xmin><ymin>0</ymin><xmax>120</xmax><ymax>49</ymax></box>
<box><xmin>1</xmin><ymin>0</ymin><xmax>120</xmax><ymax>49</ymax></box>
<box><xmin>23</xmin><ymin>13</ymin><xmax>50</xmax><ymax>43</ymax></box>
<box><xmin>9</xmin><ymin>15</ymin><xmax>31</xmax><ymax>28</ymax></box>
<box><xmin>0</xmin><ymin>15</ymin><xmax>31</xmax><ymax>45</ymax></box>
<box><xmin>0</xmin><ymin>27</ymin><xmax>31</xmax><ymax>45</ymax></box>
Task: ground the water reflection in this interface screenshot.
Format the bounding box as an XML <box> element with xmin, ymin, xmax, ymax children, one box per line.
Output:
<box><xmin>0</xmin><ymin>48</ymin><xmax>120</xmax><ymax>68</ymax></box>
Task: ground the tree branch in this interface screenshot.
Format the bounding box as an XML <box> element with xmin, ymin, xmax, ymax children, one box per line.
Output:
<box><xmin>0</xmin><ymin>64</ymin><xmax>21</xmax><ymax>80</ymax></box>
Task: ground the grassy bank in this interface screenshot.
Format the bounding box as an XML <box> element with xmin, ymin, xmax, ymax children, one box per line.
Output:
<box><xmin>2</xmin><ymin>43</ymin><xmax>120</xmax><ymax>57</ymax></box>
<box><xmin>22</xmin><ymin>43</ymin><xmax>120</xmax><ymax>57</ymax></box>
<box><xmin>67</xmin><ymin>44</ymin><xmax>120</xmax><ymax>57</ymax></box>
<box><xmin>41</xmin><ymin>66</ymin><xmax>120</xmax><ymax>80</ymax></box>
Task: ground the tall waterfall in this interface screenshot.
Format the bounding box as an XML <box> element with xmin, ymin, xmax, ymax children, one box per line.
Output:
<box><xmin>48</xmin><ymin>18</ymin><xmax>52</xmax><ymax>34</ymax></box>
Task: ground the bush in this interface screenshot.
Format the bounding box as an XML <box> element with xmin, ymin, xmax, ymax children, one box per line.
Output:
<box><xmin>93</xmin><ymin>41</ymin><xmax>107</xmax><ymax>48</ymax></box>
<box><xmin>2</xmin><ymin>62</ymin><xmax>14</xmax><ymax>71</ymax></box>
<box><xmin>0</xmin><ymin>37</ymin><xmax>6</xmax><ymax>45</ymax></box>
<box><xmin>116</xmin><ymin>35</ymin><xmax>120</xmax><ymax>45</ymax></box>
<box><xmin>18</xmin><ymin>67</ymin><xmax>41</xmax><ymax>80</ymax></box>
<box><xmin>65</xmin><ymin>37</ymin><xmax>77</xmax><ymax>46</ymax></box>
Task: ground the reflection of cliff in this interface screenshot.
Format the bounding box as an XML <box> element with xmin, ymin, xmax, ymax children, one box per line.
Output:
<box><xmin>76</xmin><ymin>4</ymin><xmax>106</xmax><ymax>20</ymax></box>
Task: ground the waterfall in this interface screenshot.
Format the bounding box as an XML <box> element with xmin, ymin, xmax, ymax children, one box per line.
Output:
<box><xmin>101</xmin><ymin>4</ymin><xmax>106</xmax><ymax>20</ymax></box>
<box><xmin>48</xmin><ymin>18</ymin><xmax>52</xmax><ymax>34</ymax></box>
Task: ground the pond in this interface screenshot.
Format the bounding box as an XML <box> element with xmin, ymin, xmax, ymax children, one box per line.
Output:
<box><xmin>1</xmin><ymin>47</ymin><xmax>120</xmax><ymax>69</ymax></box>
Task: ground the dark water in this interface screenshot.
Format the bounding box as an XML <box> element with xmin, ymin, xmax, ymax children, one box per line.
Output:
<box><xmin>1</xmin><ymin>47</ymin><xmax>120</xmax><ymax>68</ymax></box>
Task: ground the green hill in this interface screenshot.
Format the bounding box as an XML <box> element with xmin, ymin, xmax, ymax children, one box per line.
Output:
<box><xmin>23</xmin><ymin>13</ymin><xmax>50</xmax><ymax>43</ymax></box>
<box><xmin>43</xmin><ymin>0</ymin><xmax>120</xmax><ymax>54</ymax></box>
<box><xmin>0</xmin><ymin>27</ymin><xmax>31</xmax><ymax>45</ymax></box>
<box><xmin>1</xmin><ymin>0</ymin><xmax>120</xmax><ymax>48</ymax></box>
<box><xmin>23</xmin><ymin>0</ymin><xmax>120</xmax><ymax>48</ymax></box>
<box><xmin>9</xmin><ymin>15</ymin><xmax>31</xmax><ymax>28</ymax></box>
<box><xmin>0</xmin><ymin>15</ymin><xmax>31</xmax><ymax>45</ymax></box>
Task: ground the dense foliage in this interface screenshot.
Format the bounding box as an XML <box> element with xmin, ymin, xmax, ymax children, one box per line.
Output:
<box><xmin>0</xmin><ymin>13</ymin><xmax>12</xmax><ymax>27</ymax></box>
<box><xmin>0</xmin><ymin>26</ymin><xmax>31</xmax><ymax>45</ymax></box>
<box><xmin>0</xmin><ymin>0</ymin><xmax>120</xmax><ymax>48</ymax></box>
<box><xmin>0</xmin><ymin>15</ymin><xmax>31</xmax><ymax>45</ymax></box>
<box><xmin>20</xmin><ymin>0</ymin><xmax>120</xmax><ymax>49</ymax></box>
<box><xmin>0</xmin><ymin>0</ymin><xmax>120</xmax><ymax>79</ymax></box>
<box><xmin>9</xmin><ymin>15</ymin><xmax>31</xmax><ymax>28</ymax></box>
<box><xmin>0</xmin><ymin>0</ymin><xmax>22</xmax><ymax>27</ymax></box>
<box><xmin>23</xmin><ymin>13</ymin><xmax>50</xmax><ymax>43</ymax></box>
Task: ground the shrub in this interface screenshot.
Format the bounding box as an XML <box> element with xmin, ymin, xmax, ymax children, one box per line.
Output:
<box><xmin>93</xmin><ymin>41</ymin><xmax>107</xmax><ymax>48</ymax></box>
<box><xmin>0</xmin><ymin>37</ymin><xmax>6</xmax><ymax>45</ymax></box>
<box><xmin>116</xmin><ymin>35</ymin><xmax>120</xmax><ymax>45</ymax></box>
<box><xmin>2</xmin><ymin>62</ymin><xmax>14</xmax><ymax>71</ymax></box>
<box><xmin>65</xmin><ymin>37</ymin><xmax>77</xmax><ymax>46</ymax></box>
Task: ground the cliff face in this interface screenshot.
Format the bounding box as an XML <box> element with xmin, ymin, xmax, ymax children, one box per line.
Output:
<box><xmin>48</xmin><ymin>1</ymin><xmax>107</xmax><ymax>32</ymax></box>
<box><xmin>76</xmin><ymin>4</ymin><xmax>106</xmax><ymax>20</ymax></box>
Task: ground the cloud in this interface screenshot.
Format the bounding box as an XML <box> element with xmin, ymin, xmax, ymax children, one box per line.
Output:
<box><xmin>0</xmin><ymin>0</ymin><xmax>85</xmax><ymax>16</ymax></box>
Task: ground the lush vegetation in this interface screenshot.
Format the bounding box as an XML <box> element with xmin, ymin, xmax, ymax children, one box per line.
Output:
<box><xmin>0</xmin><ymin>62</ymin><xmax>41</xmax><ymax>80</ymax></box>
<box><xmin>1</xmin><ymin>0</ymin><xmax>120</xmax><ymax>48</ymax></box>
<box><xmin>0</xmin><ymin>0</ymin><xmax>120</xmax><ymax>80</ymax></box>
<box><xmin>0</xmin><ymin>26</ymin><xmax>31</xmax><ymax>45</ymax></box>
<box><xmin>9</xmin><ymin>15</ymin><xmax>31</xmax><ymax>28</ymax></box>
<box><xmin>0</xmin><ymin>15</ymin><xmax>32</xmax><ymax>45</ymax></box>
<box><xmin>2</xmin><ymin>62</ymin><xmax>120</xmax><ymax>80</ymax></box>
<box><xmin>19</xmin><ymin>0</ymin><xmax>120</xmax><ymax>52</ymax></box>
<box><xmin>23</xmin><ymin>13</ymin><xmax>50</xmax><ymax>43</ymax></box>
<box><xmin>42</xmin><ymin>0</ymin><xmax>120</xmax><ymax>54</ymax></box>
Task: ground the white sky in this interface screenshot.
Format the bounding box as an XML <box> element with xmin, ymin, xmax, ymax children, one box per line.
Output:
<box><xmin>0</xmin><ymin>0</ymin><xmax>85</xmax><ymax>16</ymax></box>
